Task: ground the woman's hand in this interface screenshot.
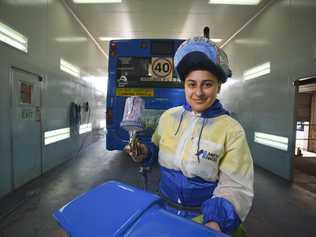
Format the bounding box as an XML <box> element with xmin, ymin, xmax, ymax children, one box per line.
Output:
<box><xmin>123</xmin><ymin>141</ymin><xmax>148</xmax><ymax>163</ymax></box>
<box><xmin>205</xmin><ymin>221</ymin><xmax>222</xmax><ymax>232</ymax></box>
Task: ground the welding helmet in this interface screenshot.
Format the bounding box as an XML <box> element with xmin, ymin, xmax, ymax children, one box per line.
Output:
<box><xmin>174</xmin><ymin>37</ymin><xmax>232</xmax><ymax>83</ymax></box>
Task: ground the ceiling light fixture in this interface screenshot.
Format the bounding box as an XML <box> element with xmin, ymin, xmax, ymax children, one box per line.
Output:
<box><xmin>60</xmin><ymin>58</ymin><xmax>81</xmax><ymax>78</ymax></box>
<box><xmin>0</xmin><ymin>21</ymin><xmax>28</xmax><ymax>53</ymax></box>
<box><xmin>254</xmin><ymin>132</ymin><xmax>288</xmax><ymax>151</ymax></box>
<box><xmin>72</xmin><ymin>0</ymin><xmax>122</xmax><ymax>4</ymax></box>
<box><xmin>55</xmin><ymin>37</ymin><xmax>88</xmax><ymax>42</ymax></box>
<box><xmin>208</xmin><ymin>0</ymin><xmax>261</xmax><ymax>5</ymax></box>
<box><xmin>210</xmin><ymin>38</ymin><xmax>222</xmax><ymax>43</ymax></box>
<box><xmin>44</xmin><ymin>128</ymin><xmax>70</xmax><ymax>145</ymax></box>
<box><xmin>243</xmin><ymin>62</ymin><xmax>270</xmax><ymax>80</ymax></box>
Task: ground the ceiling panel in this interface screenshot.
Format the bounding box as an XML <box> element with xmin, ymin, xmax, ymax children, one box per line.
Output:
<box><xmin>65</xmin><ymin>0</ymin><xmax>272</xmax><ymax>52</ymax></box>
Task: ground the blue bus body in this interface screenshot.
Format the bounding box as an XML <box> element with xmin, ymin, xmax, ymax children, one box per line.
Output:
<box><xmin>106</xmin><ymin>39</ymin><xmax>185</xmax><ymax>150</ymax></box>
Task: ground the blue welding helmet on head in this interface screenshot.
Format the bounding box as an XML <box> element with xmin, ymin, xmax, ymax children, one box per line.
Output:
<box><xmin>174</xmin><ymin>37</ymin><xmax>232</xmax><ymax>83</ymax></box>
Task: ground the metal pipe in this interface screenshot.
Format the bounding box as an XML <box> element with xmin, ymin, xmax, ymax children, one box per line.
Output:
<box><xmin>61</xmin><ymin>0</ymin><xmax>108</xmax><ymax>59</ymax></box>
<box><xmin>220</xmin><ymin>0</ymin><xmax>275</xmax><ymax>49</ymax></box>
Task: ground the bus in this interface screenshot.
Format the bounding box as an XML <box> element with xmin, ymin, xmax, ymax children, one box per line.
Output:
<box><xmin>106</xmin><ymin>39</ymin><xmax>185</xmax><ymax>150</ymax></box>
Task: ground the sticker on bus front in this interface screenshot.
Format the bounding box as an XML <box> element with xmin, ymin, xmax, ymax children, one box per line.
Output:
<box><xmin>150</xmin><ymin>57</ymin><xmax>173</xmax><ymax>81</ymax></box>
<box><xmin>116</xmin><ymin>88</ymin><xmax>154</xmax><ymax>97</ymax></box>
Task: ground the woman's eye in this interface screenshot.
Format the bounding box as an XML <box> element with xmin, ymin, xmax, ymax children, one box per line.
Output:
<box><xmin>204</xmin><ymin>82</ymin><xmax>213</xmax><ymax>87</ymax></box>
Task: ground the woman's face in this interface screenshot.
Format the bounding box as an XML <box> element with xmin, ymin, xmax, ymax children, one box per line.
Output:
<box><xmin>184</xmin><ymin>70</ymin><xmax>221</xmax><ymax>113</ymax></box>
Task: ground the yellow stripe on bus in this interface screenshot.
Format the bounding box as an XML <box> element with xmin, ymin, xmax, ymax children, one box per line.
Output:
<box><xmin>116</xmin><ymin>88</ymin><xmax>154</xmax><ymax>97</ymax></box>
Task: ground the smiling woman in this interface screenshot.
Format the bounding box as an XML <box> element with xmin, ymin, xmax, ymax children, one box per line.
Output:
<box><xmin>124</xmin><ymin>36</ymin><xmax>254</xmax><ymax>237</ymax></box>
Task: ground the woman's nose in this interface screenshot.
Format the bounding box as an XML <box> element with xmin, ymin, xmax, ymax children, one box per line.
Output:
<box><xmin>195</xmin><ymin>86</ymin><xmax>203</xmax><ymax>96</ymax></box>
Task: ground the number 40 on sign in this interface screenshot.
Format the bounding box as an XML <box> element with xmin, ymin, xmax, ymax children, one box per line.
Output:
<box><xmin>151</xmin><ymin>57</ymin><xmax>173</xmax><ymax>81</ymax></box>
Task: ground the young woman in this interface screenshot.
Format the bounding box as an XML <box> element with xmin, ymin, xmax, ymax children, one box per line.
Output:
<box><xmin>124</xmin><ymin>37</ymin><xmax>254</xmax><ymax>237</ymax></box>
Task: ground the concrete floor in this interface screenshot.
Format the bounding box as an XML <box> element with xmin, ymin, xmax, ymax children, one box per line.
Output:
<box><xmin>1</xmin><ymin>137</ymin><xmax>316</xmax><ymax>237</ymax></box>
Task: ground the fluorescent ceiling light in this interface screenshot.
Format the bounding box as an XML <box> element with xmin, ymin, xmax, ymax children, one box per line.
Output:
<box><xmin>73</xmin><ymin>0</ymin><xmax>122</xmax><ymax>3</ymax></box>
<box><xmin>60</xmin><ymin>58</ymin><xmax>80</xmax><ymax>78</ymax></box>
<box><xmin>235</xmin><ymin>38</ymin><xmax>268</xmax><ymax>46</ymax></box>
<box><xmin>0</xmin><ymin>21</ymin><xmax>28</xmax><ymax>53</ymax></box>
<box><xmin>5</xmin><ymin>0</ymin><xmax>52</xmax><ymax>5</ymax></box>
<box><xmin>44</xmin><ymin>128</ymin><xmax>70</xmax><ymax>145</ymax></box>
<box><xmin>209</xmin><ymin>0</ymin><xmax>261</xmax><ymax>5</ymax></box>
<box><xmin>243</xmin><ymin>62</ymin><xmax>270</xmax><ymax>81</ymax></box>
<box><xmin>254</xmin><ymin>132</ymin><xmax>288</xmax><ymax>151</ymax></box>
<box><xmin>79</xmin><ymin>123</ymin><xmax>92</xmax><ymax>134</ymax></box>
<box><xmin>211</xmin><ymin>38</ymin><xmax>222</xmax><ymax>43</ymax></box>
<box><xmin>55</xmin><ymin>37</ymin><xmax>88</xmax><ymax>43</ymax></box>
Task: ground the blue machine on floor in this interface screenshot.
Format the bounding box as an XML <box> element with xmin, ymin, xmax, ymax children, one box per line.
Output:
<box><xmin>53</xmin><ymin>181</ymin><xmax>228</xmax><ymax>237</ymax></box>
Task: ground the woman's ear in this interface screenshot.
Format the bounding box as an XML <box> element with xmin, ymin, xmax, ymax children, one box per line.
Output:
<box><xmin>217</xmin><ymin>82</ymin><xmax>222</xmax><ymax>93</ymax></box>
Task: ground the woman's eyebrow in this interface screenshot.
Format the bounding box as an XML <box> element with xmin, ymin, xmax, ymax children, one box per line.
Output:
<box><xmin>185</xmin><ymin>79</ymin><xmax>215</xmax><ymax>83</ymax></box>
<box><xmin>202</xmin><ymin>79</ymin><xmax>215</xmax><ymax>82</ymax></box>
<box><xmin>185</xmin><ymin>79</ymin><xmax>196</xmax><ymax>83</ymax></box>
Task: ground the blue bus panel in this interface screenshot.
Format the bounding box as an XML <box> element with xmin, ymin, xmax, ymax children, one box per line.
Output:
<box><xmin>106</xmin><ymin>39</ymin><xmax>185</xmax><ymax>150</ymax></box>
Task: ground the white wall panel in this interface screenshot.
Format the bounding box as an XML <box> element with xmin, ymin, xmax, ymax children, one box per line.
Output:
<box><xmin>221</xmin><ymin>0</ymin><xmax>316</xmax><ymax>180</ymax></box>
<box><xmin>0</xmin><ymin>0</ymin><xmax>106</xmax><ymax>197</ymax></box>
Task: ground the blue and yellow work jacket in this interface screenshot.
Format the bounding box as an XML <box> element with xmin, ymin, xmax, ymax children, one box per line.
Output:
<box><xmin>145</xmin><ymin>99</ymin><xmax>254</xmax><ymax>234</ymax></box>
